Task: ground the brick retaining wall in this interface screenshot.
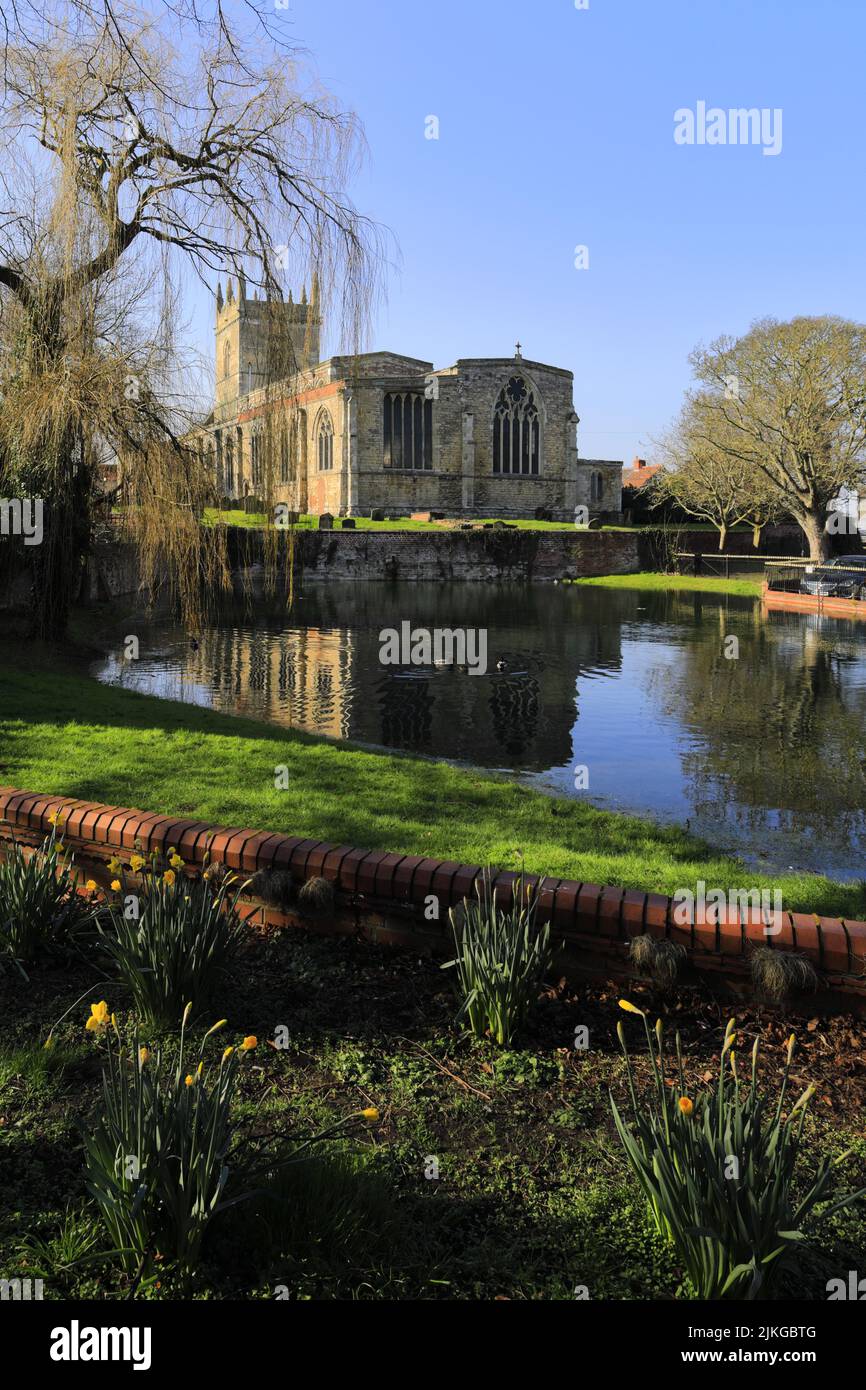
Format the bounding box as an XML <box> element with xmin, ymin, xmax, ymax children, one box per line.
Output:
<box><xmin>2</xmin><ymin>788</ymin><xmax>864</xmax><ymax>1012</ymax></box>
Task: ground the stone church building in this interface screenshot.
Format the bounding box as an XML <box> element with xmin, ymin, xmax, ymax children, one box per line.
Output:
<box><xmin>203</xmin><ymin>278</ymin><xmax>622</xmax><ymax>522</ymax></box>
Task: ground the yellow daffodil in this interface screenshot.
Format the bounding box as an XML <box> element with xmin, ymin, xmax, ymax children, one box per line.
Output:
<box><xmin>111</xmin><ymin>879</ymin><xmax>122</xmax><ymax>892</ymax></box>
<box><xmin>130</xmin><ymin>854</ymin><xmax>146</xmax><ymax>873</ymax></box>
<box><xmin>107</xmin><ymin>856</ymin><xmax>122</xmax><ymax>875</ymax></box>
<box><xmin>169</xmin><ymin>853</ymin><xmax>184</xmax><ymax>871</ymax></box>
<box><xmin>240</xmin><ymin>1035</ymin><xmax>257</xmax><ymax>1051</ymax></box>
<box><xmin>139</xmin><ymin>1047</ymin><xmax>151</xmax><ymax>1065</ymax></box>
<box><xmin>185</xmin><ymin>1074</ymin><xmax>195</xmax><ymax>1087</ymax></box>
<box><xmin>618</xmin><ymin>999</ymin><xmax>645</xmax><ymax>1017</ymax></box>
<box><xmin>204</xmin><ymin>1019</ymin><xmax>228</xmax><ymax>1039</ymax></box>
<box><xmin>43</xmin><ymin>1035</ymin><xmax>54</xmax><ymax>1050</ymax></box>
<box><xmin>48</xmin><ymin>811</ymin><xmax>64</xmax><ymax>827</ymax></box>
<box><xmin>678</xmin><ymin>1096</ymin><xmax>694</xmax><ymax>1117</ymax></box>
<box><xmin>787</xmin><ymin>1083</ymin><xmax>816</xmax><ymax>1120</ymax></box>
<box><xmin>163</xmin><ymin>869</ymin><xmax>176</xmax><ymax>888</ymax></box>
<box><xmin>361</xmin><ymin>1107</ymin><xmax>379</xmax><ymax>1122</ymax></box>
<box><xmin>85</xmin><ymin>879</ymin><xmax>98</xmax><ymax>895</ymax></box>
<box><xmin>85</xmin><ymin>1001</ymin><xmax>110</xmax><ymax>1034</ymax></box>
<box><xmin>222</xmin><ymin>1046</ymin><xmax>235</xmax><ymax>1062</ymax></box>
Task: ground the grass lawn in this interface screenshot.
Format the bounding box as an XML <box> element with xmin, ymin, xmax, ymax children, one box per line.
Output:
<box><xmin>204</xmin><ymin>508</ymin><xmax>640</xmax><ymax>533</ymax></box>
<box><xmin>2</xmin><ymin>928</ymin><xmax>864</xmax><ymax>1300</ymax></box>
<box><xmin>573</xmin><ymin>572</ymin><xmax>764</xmax><ymax>598</ymax></box>
<box><xmin>0</xmin><ymin>643</ymin><xmax>861</xmax><ymax>918</ymax></box>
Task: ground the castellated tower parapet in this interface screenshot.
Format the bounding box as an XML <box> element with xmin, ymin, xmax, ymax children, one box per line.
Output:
<box><xmin>214</xmin><ymin>274</ymin><xmax>321</xmax><ymax>413</ymax></box>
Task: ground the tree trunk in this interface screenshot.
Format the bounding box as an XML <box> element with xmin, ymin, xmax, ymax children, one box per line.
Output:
<box><xmin>800</xmin><ymin>510</ymin><xmax>831</xmax><ymax>563</ymax></box>
<box><xmin>717</xmin><ymin>522</ymin><xmax>728</xmax><ymax>551</ymax></box>
<box><xmin>752</xmin><ymin>523</ymin><xmax>763</xmax><ymax>549</ymax></box>
<box><xmin>26</xmin><ymin>430</ymin><xmax>91</xmax><ymax>642</ymax></box>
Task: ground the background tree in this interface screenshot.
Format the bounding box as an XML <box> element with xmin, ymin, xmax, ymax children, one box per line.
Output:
<box><xmin>0</xmin><ymin>0</ymin><xmax>382</xmax><ymax>637</ymax></box>
<box><xmin>655</xmin><ymin>395</ymin><xmax>780</xmax><ymax>550</ymax></box>
<box><xmin>687</xmin><ymin>316</ymin><xmax>866</xmax><ymax>562</ymax></box>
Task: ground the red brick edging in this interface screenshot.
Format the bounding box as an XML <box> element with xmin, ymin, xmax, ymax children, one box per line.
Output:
<box><xmin>1</xmin><ymin>788</ymin><xmax>864</xmax><ymax>1010</ymax></box>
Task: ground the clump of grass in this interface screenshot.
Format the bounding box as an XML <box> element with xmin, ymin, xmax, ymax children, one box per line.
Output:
<box><xmin>750</xmin><ymin>945</ymin><xmax>817</xmax><ymax>1000</ymax></box>
<box><xmin>249</xmin><ymin>868</ymin><xmax>295</xmax><ymax>911</ymax></box>
<box><xmin>249</xmin><ymin>1146</ymin><xmax>395</xmax><ymax>1268</ymax></box>
<box><xmin>628</xmin><ymin>934</ymin><xmax>687</xmax><ymax>988</ymax></box>
<box><xmin>16</xmin><ymin>1205</ymin><xmax>101</xmax><ymax>1279</ymax></box>
<box><xmin>443</xmin><ymin>872</ymin><xmax>552</xmax><ymax>1046</ymax></box>
<box><xmin>0</xmin><ymin>1040</ymin><xmax>85</xmax><ymax>1090</ymax></box>
<box><xmin>297</xmin><ymin>876</ymin><xmax>335</xmax><ymax>916</ymax></box>
<box><xmin>749</xmin><ymin>946</ymin><xmax>819</xmax><ymax>1001</ymax></box>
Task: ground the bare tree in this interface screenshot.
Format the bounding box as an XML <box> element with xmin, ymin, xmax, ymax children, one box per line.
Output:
<box><xmin>687</xmin><ymin>317</ymin><xmax>866</xmax><ymax>562</ymax></box>
<box><xmin>656</xmin><ymin>395</ymin><xmax>782</xmax><ymax>551</ymax></box>
<box><xmin>0</xmin><ymin>0</ymin><xmax>383</xmax><ymax>637</ymax></box>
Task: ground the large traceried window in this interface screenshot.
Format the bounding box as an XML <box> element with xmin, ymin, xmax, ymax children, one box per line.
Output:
<box><xmin>317</xmin><ymin>411</ymin><xmax>334</xmax><ymax>471</ymax></box>
<box><xmin>493</xmin><ymin>377</ymin><xmax>540</xmax><ymax>475</ymax></box>
<box><xmin>383</xmin><ymin>392</ymin><xmax>433</xmax><ymax>470</ymax></box>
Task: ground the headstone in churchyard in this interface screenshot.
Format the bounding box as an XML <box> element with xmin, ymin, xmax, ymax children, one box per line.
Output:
<box><xmin>341</xmin><ymin>518</ymin><xmax>356</xmax><ymax>529</ymax></box>
<box><xmin>369</xmin><ymin>508</ymin><xmax>385</xmax><ymax>521</ymax></box>
<box><xmin>318</xmin><ymin>512</ymin><xmax>334</xmax><ymax>530</ymax></box>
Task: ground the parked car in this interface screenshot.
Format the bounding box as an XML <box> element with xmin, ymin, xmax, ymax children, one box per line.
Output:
<box><xmin>800</xmin><ymin>555</ymin><xmax>866</xmax><ymax>599</ymax></box>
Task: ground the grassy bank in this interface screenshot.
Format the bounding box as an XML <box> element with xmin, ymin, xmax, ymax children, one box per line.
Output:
<box><xmin>574</xmin><ymin>572</ymin><xmax>763</xmax><ymax>598</ymax></box>
<box><xmin>0</xmin><ymin>647</ymin><xmax>861</xmax><ymax>916</ymax></box>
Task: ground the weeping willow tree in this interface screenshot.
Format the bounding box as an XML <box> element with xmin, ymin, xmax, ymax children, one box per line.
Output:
<box><xmin>0</xmin><ymin>0</ymin><xmax>382</xmax><ymax>638</ymax></box>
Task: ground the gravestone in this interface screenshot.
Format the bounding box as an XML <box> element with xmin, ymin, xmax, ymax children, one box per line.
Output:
<box><xmin>369</xmin><ymin>508</ymin><xmax>385</xmax><ymax>521</ymax></box>
<box><xmin>341</xmin><ymin>518</ymin><xmax>356</xmax><ymax>529</ymax></box>
<box><xmin>318</xmin><ymin>512</ymin><xmax>334</xmax><ymax>530</ymax></box>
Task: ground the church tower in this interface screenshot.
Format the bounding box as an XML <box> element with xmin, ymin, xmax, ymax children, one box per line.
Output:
<box><xmin>215</xmin><ymin>275</ymin><xmax>321</xmax><ymax>412</ymax></box>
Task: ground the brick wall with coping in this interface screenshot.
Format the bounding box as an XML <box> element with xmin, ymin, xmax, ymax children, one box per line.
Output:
<box><xmin>2</xmin><ymin>788</ymin><xmax>864</xmax><ymax>1012</ymax></box>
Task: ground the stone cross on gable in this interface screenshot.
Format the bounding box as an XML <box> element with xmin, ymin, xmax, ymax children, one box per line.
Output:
<box><xmin>515</xmin><ymin>341</ymin><xmax>522</xmax><ymax>358</ymax></box>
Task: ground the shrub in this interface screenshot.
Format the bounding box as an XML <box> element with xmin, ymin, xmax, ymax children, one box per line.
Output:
<box><xmin>81</xmin><ymin>1006</ymin><xmax>257</xmax><ymax>1282</ymax></box>
<box><xmin>297</xmin><ymin>875</ymin><xmax>335</xmax><ymax>916</ymax></box>
<box><xmin>610</xmin><ymin>1003</ymin><xmax>865</xmax><ymax>1300</ymax></box>
<box><xmin>97</xmin><ymin>870</ymin><xmax>245</xmax><ymax>1030</ymax></box>
<box><xmin>749</xmin><ymin>945</ymin><xmax>819</xmax><ymax>1001</ymax></box>
<box><xmin>443</xmin><ymin>872</ymin><xmax>552</xmax><ymax>1046</ymax></box>
<box><xmin>0</xmin><ymin>826</ymin><xmax>85</xmax><ymax>973</ymax></box>
<box><xmin>249</xmin><ymin>868</ymin><xmax>295</xmax><ymax>911</ymax></box>
<box><xmin>628</xmin><ymin>934</ymin><xmax>686</xmax><ymax>988</ymax></box>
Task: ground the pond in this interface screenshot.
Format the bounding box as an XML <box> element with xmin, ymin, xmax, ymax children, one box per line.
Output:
<box><xmin>92</xmin><ymin>581</ymin><xmax>866</xmax><ymax>882</ymax></box>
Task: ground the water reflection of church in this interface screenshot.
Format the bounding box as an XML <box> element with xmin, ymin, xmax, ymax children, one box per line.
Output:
<box><xmin>190</xmin><ymin>585</ymin><xmax>623</xmax><ymax>770</ymax></box>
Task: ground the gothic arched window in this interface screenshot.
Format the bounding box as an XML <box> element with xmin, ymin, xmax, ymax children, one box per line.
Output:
<box><xmin>590</xmin><ymin>470</ymin><xmax>604</xmax><ymax>504</ymax></box>
<box><xmin>493</xmin><ymin>377</ymin><xmax>540</xmax><ymax>475</ymax></box>
<box><xmin>317</xmin><ymin>411</ymin><xmax>334</xmax><ymax>471</ymax></box>
<box><xmin>383</xmin><ymin>392</ymin><xmax>433</xmax><ymax>470</ymax></box>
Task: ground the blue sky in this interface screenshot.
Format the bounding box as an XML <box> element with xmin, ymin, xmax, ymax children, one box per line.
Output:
<box><xmin>186</xmin><ymin>0</ymin><xmax>866</xmax><ymax>464</ymax></box>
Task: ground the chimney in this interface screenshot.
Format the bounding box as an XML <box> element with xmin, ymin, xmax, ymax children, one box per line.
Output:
<box><xmin>633</xmin><ymin>457</ymin><xmax>646</xmax><ymax>470</ymax></box>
